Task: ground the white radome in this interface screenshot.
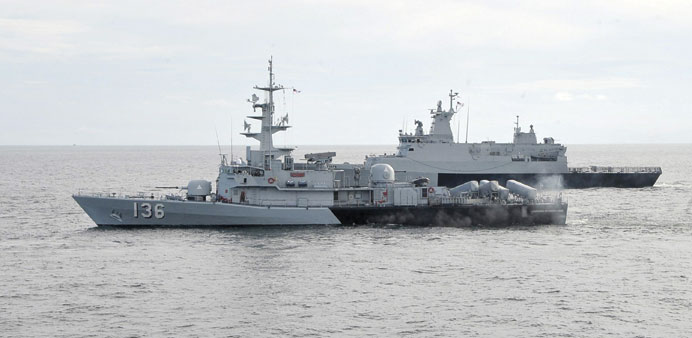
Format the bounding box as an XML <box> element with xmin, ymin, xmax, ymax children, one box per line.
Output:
<box><xmin>370</xmin><ymin>163</ymin><xmax>395</xmax><ymax>184</ymax></box>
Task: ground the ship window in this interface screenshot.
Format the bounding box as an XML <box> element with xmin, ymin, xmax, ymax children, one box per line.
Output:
<box><xmin>422</xmin><ymin>188</ymin><xmax>428</xmax><ymax>198</ymax></box>
<box><xmin>333</xmin><ymin>191</ymin><xmax>339</xmax><ymax>201</ymax></box>
<box><xmin>409</xmin><ymin>148</ymin><xmax>414</xmax><ymax>151</ymax></box>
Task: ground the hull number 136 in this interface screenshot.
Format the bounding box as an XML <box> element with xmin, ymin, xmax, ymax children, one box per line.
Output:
<box><xmin>133</xmin><ymin>202</ymin><xmax>165</xmax><ymax>219</ymax></box>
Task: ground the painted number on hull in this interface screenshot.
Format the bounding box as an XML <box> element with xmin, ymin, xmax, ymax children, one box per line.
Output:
<box><xmin>133</xmin><ymin>202</ymin><xmax>165</xmax><ymax>219</ymax></box>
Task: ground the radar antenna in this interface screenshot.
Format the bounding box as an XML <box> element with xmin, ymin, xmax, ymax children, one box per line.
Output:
<box><xmin>515</xmin><ymin>115</ymin><xmax>520</xmax><ymax>134</ymax></box>
<box><xmin>449</xmin><ymin>89</ymin><xmax>459</xmax><ymax>112</ymax></box>
<box><xmin>279</xmin><ymin>113</ymin><xmax>289</xmax><ymax>126</ymax></box>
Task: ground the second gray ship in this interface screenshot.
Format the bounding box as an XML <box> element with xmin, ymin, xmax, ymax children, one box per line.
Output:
<box><xmin>357</xmin><ymin>91</ymin><xmax>661</xmax><ymax>189</ymax></box>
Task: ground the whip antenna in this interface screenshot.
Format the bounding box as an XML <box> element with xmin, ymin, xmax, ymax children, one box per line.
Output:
<box><xmin>230</xmin><ymin>117</ymin><xmax>234</xmax><ymax>162</ymax></box>
<box><xmin>215</xmin><ymin>127</ymin><xmax>222</xmax><ymax>155</ymax></box>
<box><xmin>457</xmin><ymin>116</ymin><xmax>461</xmax><ymax>143</ymax></box>
<box><xmin>465</xmin><ymin>97</ymin><xmax>470</xmax><ymax>143</ymax></box>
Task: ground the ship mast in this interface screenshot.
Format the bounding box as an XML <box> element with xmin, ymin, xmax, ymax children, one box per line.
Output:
<box><xmin>448</xmin><ymin>89</ymin><xmax>459</xmax><ymax>113</ymax></box>
<box><xmin>427</xmin><ymin>89</ymin><xmax>459</xmax><ymax>143</ymax></box>
<box><xmin>251</xmin><ymin>57</ymin><xmax>284</xmax><ymax>152</ymax></box>
<box><xmin>241</xmin><ymin>58</ymin><xmax>292</xmax><ymax>169</ymax></box>
<box><xmin>448</xmin><ymin>89</ymin><xmax>459</xmax><ymax>143</ymax></box>
<box><xmin>514</xmin><ymin>115</ymin><xmax>520</xmax><ymax>134</ymax></box>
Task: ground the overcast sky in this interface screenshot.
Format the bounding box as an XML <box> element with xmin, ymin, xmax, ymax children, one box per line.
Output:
<box><xmin>2</xmin><ymin>0</ymin><xmax>691</xmax><ymax>145</ymax></box>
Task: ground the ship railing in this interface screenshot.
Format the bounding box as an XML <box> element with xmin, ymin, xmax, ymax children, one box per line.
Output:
<box><xmin>332</xmin><ymin>200</ymin><xmax>370</xmax><ymax>207</ymax></box>
<box><xmin>251</xmin><ymin>199</ymin><xmax>334</xmax><ymax>208</ymax></box>
<box><xmin>429</xmin><ymin>196</ymin><xmax>505</xmax><ymax>206</ymax></box>
<box><xmin>74</xmin><ymin>191</ymin><xmax>122</xmax><ymax>198</ymax></box>
<box><xmin>74</xmin><ymin>190</ymin><xmax>185</xmax><ymax>201</ymax></box>
<box><xmin>428</xmin><ymin>193</ymin><xmax>565</xmax><ymax>206</ymax></box>
<box><xmin>430</xmin><ymin>197</ymin><xmax>470</xmax><ymax>206</ymax></box>
<box><xmin>533</xmin><ymin>193</ymin><xmax>566</xmax><ymax>204</ymax></box>
<box><xmin>569</xmin><ymin>166</ymin><xmax>662</xmax><ymax>174</ymax></box>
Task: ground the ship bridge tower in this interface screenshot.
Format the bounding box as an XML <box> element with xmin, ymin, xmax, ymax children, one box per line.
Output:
<box><xmin>428</xmin><ymin>90</ymin><xmax>458</xmax><ymax>143</ymax></box>
<box><xmin>241</xmin><ymin>58</ymin><xmax>295</xmax><ymax>169</ymax></box>
<box><xmin>512</xmin><ymin>116</ymin><xmax>538</xmax><ymax>144</ymax></box>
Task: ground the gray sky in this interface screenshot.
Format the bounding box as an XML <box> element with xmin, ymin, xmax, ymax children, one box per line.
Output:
<box><xmin>2</xmin><ymin>0</ymin><xmax>691</xmax><ymax>145</ymax></box>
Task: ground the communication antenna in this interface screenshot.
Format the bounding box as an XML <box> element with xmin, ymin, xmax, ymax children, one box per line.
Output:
<box><xmin>465</xmin><ymin>97</ymin><xmax>470</xmax><ymax>143</ymax></box>
<box><xmin>214</xmin><ymin>127</ymin><xmax>222</xmax><ymax>154</ymax></box>
<box><xmin>230</xmin><ymin>117</ymin><xmax>234</xmax><ymax>162</ymax></box>
<box><xmin>214</xmin><ymin>127</ymin><xmax>226</xmax><ymax>165</ymax></box>
<box><xmin>515</xmin><ymin>115</ymin><xmax>520</xmax><ymax>131</ymax></box>
<box><xmin>457</xmin><ymin>116</ymin><xmax>461</xmax><ymax>143</ymax></box>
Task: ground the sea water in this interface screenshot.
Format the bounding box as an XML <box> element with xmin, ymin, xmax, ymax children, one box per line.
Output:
<box><xmin>1</xmin><ymin>144</ymin><xmax>691</xmax><ymax>337</ymax></box>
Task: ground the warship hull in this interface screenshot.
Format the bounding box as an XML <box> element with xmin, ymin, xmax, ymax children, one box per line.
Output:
<box><xmin>74</xmin><ymin>195</ymin><xmax>567</xmax><ymax>227</ymax></box>
<box><xmin>73</xmin><ymin>195</ymin><xmax>341</xmax><ymax>226</ymax></box>
<box><xmin>330</xmin><ymin>203</ymin><xmax>567</xmax><ymax>226</ymax></box>
<box><xmin>438</xmin><ymin>172</ymin><xmax>661</xmax><ymax>189</ymax></box>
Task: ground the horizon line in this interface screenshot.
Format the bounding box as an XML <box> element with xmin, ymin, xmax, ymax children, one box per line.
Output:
<box><xmin>1</xmin><ymin>142</ymin><xmax>691</xmax><ymax>147</ymax></box>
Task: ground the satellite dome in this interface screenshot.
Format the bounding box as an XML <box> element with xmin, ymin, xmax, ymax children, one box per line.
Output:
<box><xmin>370</xmin><ymin>164</ymin><xmax>395</xmax><ymax>184</ymax></box>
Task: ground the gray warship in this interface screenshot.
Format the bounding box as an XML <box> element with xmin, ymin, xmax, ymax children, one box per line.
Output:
<box><xmin>73</xmin><ymin>60</ymin><xmax>567</xmax><ymax>227</ymax></box>
<box><xmin>356</xmin><ymin>91</ymin><xmax>662</xmax><ymax>189</ymax></box>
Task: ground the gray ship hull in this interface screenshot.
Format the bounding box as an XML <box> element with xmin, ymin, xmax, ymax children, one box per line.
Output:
<box><xmin>438</xmin><ymin>171</ymin><xmax>661</xmax><ymax>189</ymax></box>
<box><xmin>331</xmin><ymin>203</ymin><xmax>567</xmax><ymax>226</ymax></box>
<box><xmin>73</xmin><ymin>195</ymin><xmax>341</xmax><ymax>226</ymax></box>
<box><xmin>74</xmin><ymin>195</ymin><xmax>567</xmax><ymax>227</ymax></box>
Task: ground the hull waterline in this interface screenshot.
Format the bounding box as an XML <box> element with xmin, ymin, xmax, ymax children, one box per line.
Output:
<box><xmin>74</xmin><ymin>195</ymin><xmax>567</xmax><ymax>227</ymax></box>
<box><xmin>438</xmin><ymin>172</ymin><xmax>661</xmax><ymax>189</ymax></box>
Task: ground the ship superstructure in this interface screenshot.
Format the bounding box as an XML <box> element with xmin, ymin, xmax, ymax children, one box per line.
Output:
<box><xmin>361</xmin><ymin>91</ymin><xmax>661</xmax><ymax>188</ymax></box>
